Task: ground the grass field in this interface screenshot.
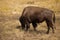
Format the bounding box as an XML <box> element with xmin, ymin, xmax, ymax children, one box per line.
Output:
<box><xmin>0</xmin><ymin>0</ymin><xmax>60</xmax><ymax>40</ymax></box>
<box><xmin>0</xmin><ymin>11</ymin><xmax>60</xmax><ymax>40</ymax></box>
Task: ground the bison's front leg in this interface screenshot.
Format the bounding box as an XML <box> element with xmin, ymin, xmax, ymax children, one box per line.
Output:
<box><xmin>21</xmin><ymin>23</ymin><xmax>25</xmax><ymax>30</ymax></box>
<box><xmin>32</xmin><ymin>23</ymin><xmax>37</xmax><ymax>31</ymax></box>
<box><xmin>25</xmin><ymin>22</ymin><xmax>30</xmax><ymax>31</ymax></box>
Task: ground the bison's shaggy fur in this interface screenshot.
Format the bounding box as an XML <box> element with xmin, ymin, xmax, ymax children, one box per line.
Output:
<box><xmin>19</xmin><ymin>6</ymin><xmax>55</xmax><ymax>34</ymax></box>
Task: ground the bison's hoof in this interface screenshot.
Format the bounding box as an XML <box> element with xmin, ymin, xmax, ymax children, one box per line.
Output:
<box><xmin>46</xmin><ymin>32</ymin><xmax>49</xmax><ymax>34</ymax></box>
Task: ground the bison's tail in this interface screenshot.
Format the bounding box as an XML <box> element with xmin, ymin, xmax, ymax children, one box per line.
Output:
<box><xmin>53</xmin><ymin>13</ymin><xmax>55</xmax><ymax>23</ymax></box>
<box><xmin>53</xmin><ymin>12</ymin><xmax>56</xmax><ymax>29</ymax></box>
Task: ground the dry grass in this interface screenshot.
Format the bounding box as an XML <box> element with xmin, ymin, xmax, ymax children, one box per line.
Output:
<box><xmin>0</xmin><ymin>0</ymin><xmax>60</xmax><ymax>40</ymax></box>
<box><xmin>0</xmin><ymin>12</ymin><xmax>60</xmax><ymax>40</ymax></box>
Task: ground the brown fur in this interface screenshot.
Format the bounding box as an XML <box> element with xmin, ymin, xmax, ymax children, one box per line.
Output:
<box><xmin>19</xmin><ymin>6</ymin><xmax>55</xmax><ymax>34</ymax></box>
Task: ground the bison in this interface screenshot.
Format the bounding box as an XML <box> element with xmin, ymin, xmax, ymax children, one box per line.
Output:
<box><xmin>19</xmin><ymin>6</ymin><xmax>55</xmax><ymax>34</ymax></box>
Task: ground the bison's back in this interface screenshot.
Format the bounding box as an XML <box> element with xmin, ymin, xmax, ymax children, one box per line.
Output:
<box><xmin>22</xmin><ymin>6</ymin><xmax>54</xmax><ymax>17</ymax></box>
<box><xmin>21</xmin><ymin>6</ymin><xmax>54</xmax><ymax>23</ymax></box>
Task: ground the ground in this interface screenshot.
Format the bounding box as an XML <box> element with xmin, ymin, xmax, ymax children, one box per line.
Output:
<box><xmin>0</xmin><ymin>0</ymin><xmax>60</xmax><ymax>40</ymax></box>
<box><xmin>0</xmin><ymin>12</ymin><xmax>60</xmax><ymax>40</ymax></box>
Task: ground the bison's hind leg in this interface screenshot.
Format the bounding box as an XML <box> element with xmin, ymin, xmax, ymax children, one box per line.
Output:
<box><xmin>46</xmin><ymin>21</ymin><xmax>50</xmax><ymax>34</ymax></box>
<box><xmin>46</xmin><ymin>19</ymin><xmax>55</xmax><ymax>34</ymax></box>
<box><xmin>50</xmin><ymin>20</ymin><xmax>55</xmax><ymax>33</ymax></box>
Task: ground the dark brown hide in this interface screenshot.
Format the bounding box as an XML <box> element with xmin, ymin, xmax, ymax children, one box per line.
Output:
<box><xmin>19</xmin><ymin>6</ymin><xmax>55</xmax><ymax>34</ymax></box>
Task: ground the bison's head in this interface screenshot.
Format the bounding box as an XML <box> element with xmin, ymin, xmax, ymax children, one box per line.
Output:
<box><xmin>19</xmin><ymin>16</ymin><xmax>25</xmax><ymax>30</ymax></box>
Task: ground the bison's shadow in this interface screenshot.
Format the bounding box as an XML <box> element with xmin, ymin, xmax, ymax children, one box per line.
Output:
<box><xmin>29</xmin><ymin>30</ymin><xmax>46</xmax><ymax>34</ymax></box>
<box><xmin>16</xmin><ymin>26</ymin><xmax>46</xmax><ymax>34</ymax></box>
